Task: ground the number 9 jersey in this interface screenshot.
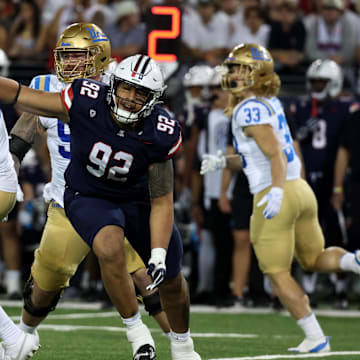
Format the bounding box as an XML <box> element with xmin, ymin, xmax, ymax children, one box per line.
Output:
<box><xmin>232</xmin><ymin>96</ymin><xmax>301</xmax><ymax>194</ymax></box>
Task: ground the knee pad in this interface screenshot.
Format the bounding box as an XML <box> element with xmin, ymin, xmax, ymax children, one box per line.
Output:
<box><xmin>143</xmin><ymin>291</ymin><xmax>163</xmax><ymax>317</ymax></box>
<box><xmin>23</xmin><ymin>276</ymin><xmax>63</xmax><ymax>317</ymax></box>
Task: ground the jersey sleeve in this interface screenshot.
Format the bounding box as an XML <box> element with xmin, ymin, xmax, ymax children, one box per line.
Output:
<box><xmin>233</xmin><ymin>98</ymin><xmax>275</xmax><ymax>128</ymax></box>
<box><xmin>152</xmin><ymin>109</ymin><xmax>182</xmax><ymax>162</ymax></box>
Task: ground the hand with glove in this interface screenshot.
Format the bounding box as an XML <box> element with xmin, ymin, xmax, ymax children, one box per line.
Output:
<box><xmin>146</xmin><ymin>248</ymin><xmax>167</xmax><ymax>291</ymax></box>
<box><xmin>200</xmin><ymin>150</ymin><xmax>226</xmax><ymax>175</ymax></box>
<box><xmin>256</xmin><ymin>187</ymin><xmax>284</xmax><ymax>219</ymax></box>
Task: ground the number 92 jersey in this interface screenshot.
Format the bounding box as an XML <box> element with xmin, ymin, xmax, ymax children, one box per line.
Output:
<box><xmin>61</xmin><ymin>78</ymin><xmax>182</xmax><ymax>201</ymax></box>
<box><xmin>232</xmin><ymin>96</ymin><xmax>301</xmax><ymax>195</ymax></box>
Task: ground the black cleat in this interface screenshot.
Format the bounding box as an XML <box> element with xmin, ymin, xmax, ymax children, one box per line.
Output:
<box><xmin>133</xmin><ymin>344</ymin><xmax>156</xmax><ymax>360</ymax></box>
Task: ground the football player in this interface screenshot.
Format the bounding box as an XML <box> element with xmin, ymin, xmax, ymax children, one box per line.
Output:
<box><xmin>200</xmin><ymin>43</ymin><xmax>360</xmax><ymax>353</ymax></box>
<box><xmin>5</xmin><ymin>23</ymin><xmax>170</xmax><ymax>359</ymax></box>
<box><xmin>0</xmin><ymin>53</ymin><xmax>201</xmax><ymax>360</ymax></box>
<box><xmin>0</xmin><ymin>110</ymin><xmax>40</xmax><ymax>360</ymax></box>
<box><xmin>289</xmin><ymin>59</ymin><xmax>358</xmax><ymax>309</ymax></box>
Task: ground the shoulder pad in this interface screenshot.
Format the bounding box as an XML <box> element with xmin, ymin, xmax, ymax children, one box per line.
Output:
<box><xmin>233</xmin><ymin>98</ymin><xmax>275</xmax><ymax>127</ymax></box>
<box><xmin>30</xmin><ymin>74</ymin><xmax>56</xmax><ymax>91</ymax></box>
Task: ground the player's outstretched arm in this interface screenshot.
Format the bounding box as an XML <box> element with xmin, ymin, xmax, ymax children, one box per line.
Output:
<box><xmin>0</xmin><ymin>77</ymin><xmax>69</xmax><ymax>122</ymax></box>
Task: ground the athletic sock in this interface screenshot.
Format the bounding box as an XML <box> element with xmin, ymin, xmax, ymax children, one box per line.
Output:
<box><xmin>0</xmin><ymin>306</ymin><xmax>22</xmax><ymax>345</ymax></box>
<box><xmin>297</xmin><ymin>313</ymin><xmax>324</xmax><ymax>340</ymax></box>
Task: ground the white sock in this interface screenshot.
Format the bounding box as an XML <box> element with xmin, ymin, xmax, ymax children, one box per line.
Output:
<box><xmin>5</xmin><ymin>270</ymin><xmax>21</xmax><ymax>294</ymax></box>
<box><xmin>121</xmin><ymin>311</ymin><xmax>142</xmax><ymax>329</ymax></box>
<box><xmin>19</xmin><ymin>317</ymin><xmax>37</xmax><ymax>334</ymax></box>
<box><xmin>339</xmin><ymin>252</ymin><xmax>359</xmax><ymax>273</ymax></box>
<box><xmin>0</xmin><ymin>306</ymin><xmax>22</xmax><ymax>345</ymax></box>
<box><xmin>166</xmin><ymin>332</ymin><xmax>172</xmax><ymax>340</ymax></box>
<box><xmin>170</xmin><ymin>330</ymin><xmax>190</xmax><ymax>342</ymax></box>
<box><xmin>297</xmin><ymin>313</ymin><xmax>324</xmax><ymax>340</ymax></box>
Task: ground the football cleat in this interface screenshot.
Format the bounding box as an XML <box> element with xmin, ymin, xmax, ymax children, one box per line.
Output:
<box><xmin>133</xmin><ymin>344</ymin><xmax>156</xmax><ymax>360</ymax></box>
<box><xmin>126</xmin><ymin>323</ymin><xmax>155</xmax><ymax>359</ymax></box>
<box><xmin>171</xmin><ymin>338</ymin><xmax>202</xmax><ymax>360</ymax></box>
<box><xmin>0</xmin><ymin>330</ymin><xmax>40</xmax><ymax>360</ymax></box>
<box><xmin>288</xmin><ymin>336</ymin><xmax>331</xmax><ymax>353</ymax></box>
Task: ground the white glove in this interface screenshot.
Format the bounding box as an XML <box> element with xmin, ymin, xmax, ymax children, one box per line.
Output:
<box><xmin>200</xmin><ymin>150</ymin><xmax>226</xmax><ymax>175</ymax></box>
<box><xmin>257</xmin><ymin>187</ymin><xmax>284</xmax><ymax>219</ymax></box>
<box><xmin>16</xmin><ymin>184</ymin><xmax>24</xmax><ymax>202</ymax></box>
<box><xmin>146</xmin><ymin>248</ymin><xmax>167</xmax><ymax>291</ymax></box>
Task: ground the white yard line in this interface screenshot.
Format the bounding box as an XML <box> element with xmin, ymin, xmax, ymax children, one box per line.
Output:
<box><xmin>34</xmin><ymin>324</ymin><xmax>257</xmax><ymax>338</ymax></box>
<box><xmin>209</xmin><ymin>352</ymin><xmax>360</xmax><ymax>360</ymax></box>
<box><xmin>2</xmin><ymin>300</ymin><xmax>360</xmax><ymax>317</ymax></box>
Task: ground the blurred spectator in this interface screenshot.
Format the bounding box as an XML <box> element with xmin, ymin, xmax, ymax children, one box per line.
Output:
<box><xmin>304</xmin><ymin>0</ymin><xmax>359</xmax><ymax>67</ymax></box>
<box><xmin>217</xmin><ymin>0</ymin><xmax>243</xmax><ymax>49</ymax></box>
<box><xmin>7</xmin><ymin>0</ymin><xmax>46</xmax><ymax>60</ymax></box>
<box><xmin>268</xmin><ymin>0</ymin><xmax>306</xmax><ymax>72</ymax></box>
<box><xmin>83</xmin><ymin>0</ymin><xmax>116</xmax><ymax>29</ymax></box>
<box><xmin>104</xmin><ymin>1</ymin><xmax>145</xmax><ymax>61</ymax></box>
<box><xmin>264</xmin><ymin>0</ymin><xmax>288</xmax><ymax>20</ymax></box>
<box><xmin>235</xmin><ymin>6</ymin><xmax>270</xmax><ymax>46</ymax></box>
<box><xmin>0</xmin><ymin>0</ymin><xmax>15</xmax><ymax>50</ymax></box>
<box><xmin>182</xmin><ymin>0</ymin><xmax>229</xmax><ymax>65</ymax></box>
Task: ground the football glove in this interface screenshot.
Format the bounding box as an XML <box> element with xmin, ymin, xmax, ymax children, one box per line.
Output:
<box><xmin>146</xmin><ymin>248</ymin><xmax>167</xmax><ymax>291</ymax></box>
<box><xmin>257</xmin><ymin>187</ymin><xmax>284</xmax><ymax>219</ymax></box>
<box><xmin>200</xmin><ymin>150</ymin><xmax>226</xmax><ymax>175</ymax></box>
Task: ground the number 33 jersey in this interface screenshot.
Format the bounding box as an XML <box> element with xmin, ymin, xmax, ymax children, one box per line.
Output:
<box><xmin>232</xmin><ymin>96</ymin><xmax>301</xmax><ymax>195</ymax></box>
<box><xmin>60</xmin><ymin>78</ymin><xmax>182</xmax><ymax>201</ymax></box>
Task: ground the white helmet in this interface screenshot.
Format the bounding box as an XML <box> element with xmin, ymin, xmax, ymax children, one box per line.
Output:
<box><xmin>306</xmin><ymin>59</ymin><xmax>343</xmax><ymax>100</ymax></box>
<box><xmin>210</xmin><ymin>65</ymin><xmax>222</xmax><ymax>87</ymax></box>
<box><xmin>0</xmin><ymin>49</ymin><xmax>10</xmax><ymax>77</ymax></box>
<box><xmin>107</xmin><ymin>54</ymin><xmax>167</xmax><ymax>124</ymax></box>
<box><xmin>183</xmin><ymin>65</ymin><xmax>214</xmax><ymax>87</ymax></box>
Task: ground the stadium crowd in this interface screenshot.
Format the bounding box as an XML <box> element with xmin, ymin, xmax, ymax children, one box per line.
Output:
<box><xmin>1</xmin><ymin>0</ymin><xmax>360</xmax><ymax>317</ymax></box>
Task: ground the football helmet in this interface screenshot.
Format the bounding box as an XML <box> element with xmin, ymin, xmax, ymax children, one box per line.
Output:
<box><xmin>183</xmin><ymin>65</ymin><xmax>214</xmax><ymax>87</ymax></box>
<box><xmin>107</xmin><ymin>54</ymin><xmax>167</xmax><ymax>124</ymax></box>
<box><xmin>221</xmin><ymin>43</ymin><xmax>276</xmax><ymax>95</ymax></box>
<box><xmin>306</xmin><ymin>59</ymin><xmax>343</xmax><ymax>100</ymax></box>
<box><xmin>0</xmin><ymin>49</ymin><xmax>10</xmax><ymax>77</ymax></box>
<box><xmin>54</xmin><ymin>22</ymin><xmax>111</xmax><ymax>83</ymax></box>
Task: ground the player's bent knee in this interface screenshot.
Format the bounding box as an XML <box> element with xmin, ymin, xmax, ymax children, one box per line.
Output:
<box><xmin>23</xmin><ymin>276</ymin><xmax>63</xmax><ymax>317</ymax></box>
<box><xmin>143</xmin><ymin>291</ymin><xmax>163</xmax><ymax>316</ymax></box>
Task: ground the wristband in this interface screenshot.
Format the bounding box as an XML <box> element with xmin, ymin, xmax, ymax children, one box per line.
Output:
<box><xmin>10</xmin><ymin>82</ymin><xmax>22</xmax><ymax>106</ymax></box>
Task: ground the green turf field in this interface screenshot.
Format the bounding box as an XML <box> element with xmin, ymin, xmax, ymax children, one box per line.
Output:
<box><xmin>2</xmin><ymin>303</ymin><xmax>360</xmax><ymax>360</ymax></box>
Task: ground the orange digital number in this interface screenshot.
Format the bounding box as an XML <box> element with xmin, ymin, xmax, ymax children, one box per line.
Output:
<box><xmin>148</xmin><ymin>6</ymin><xmax>181</xmax><ymax>62</ymax></box>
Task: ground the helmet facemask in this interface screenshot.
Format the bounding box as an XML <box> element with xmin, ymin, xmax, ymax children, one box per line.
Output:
<box><xmin>54</xmin><ymin>47</ymin><xmax>103</xmax><ymax>83</ymax></box>
<box><xmin>108</xmin><ymin>76</ymin><xmax>162</xmax><ymax>125</ymax></box>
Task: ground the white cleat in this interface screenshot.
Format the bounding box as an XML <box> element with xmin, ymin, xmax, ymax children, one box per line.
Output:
<box><xmin>0</xmin><ymin>330</ymin><xmax>40</xmax><ymax>360</ymax></box>
<box><xmin>171</xmin><ymin>337</ymin><xmax>202</xmax><ymax>360</ymax></box>
<box><xmin>288</xmin><ymin>336</ymin><xmax>331</xmax><ymax>353</ymax></box>
<box><xmin>126</xmin><ymin>323</ymin><xmax>156</xmax><ymax>359</ymax></box>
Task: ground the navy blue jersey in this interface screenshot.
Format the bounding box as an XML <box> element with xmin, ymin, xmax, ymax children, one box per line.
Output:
<box><xmin>61</xmin><ymin>79</ymin><xmax>182</xmax><ymax>201</ymax></box>
<box><xmin>289</xmin><ymin>95</ymin><xmax>359</xmax><ymax>176</ymax></box>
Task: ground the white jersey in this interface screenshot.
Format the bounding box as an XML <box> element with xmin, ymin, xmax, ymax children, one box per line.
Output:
<box><xmin>30</xmin><ymin>67</ymin><xmax>115</xmax><ymax>207</ymax></box>
<box><xmin>0</xmin><ymin>110</ymin><xmax>17</xmax><ymax>193</ymax></box>
<box><xmin>232</xmin><ymin>96</ymin><xmax>301</xmax><ymax>195</ymax></box>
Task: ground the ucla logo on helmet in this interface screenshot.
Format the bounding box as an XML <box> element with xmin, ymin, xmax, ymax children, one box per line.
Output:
<box><xmin>250</xmin><ymin>47</ymin><xmax>271</xmax><ymax>62</ymax></box>
<box><xmin>86</xmin><ymin>27</ymin><xmax>108</xmax><ymax>43</ymax></box>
